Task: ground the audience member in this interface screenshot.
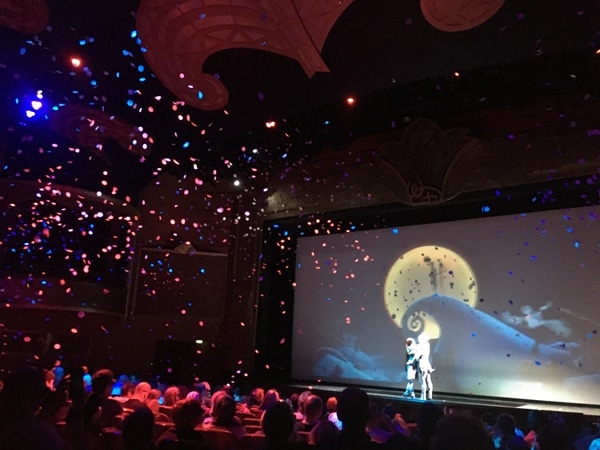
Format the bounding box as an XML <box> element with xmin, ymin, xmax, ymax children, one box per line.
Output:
<box><xmin>202</xmin><ymin>394</ymin><xmax>247</xmax><ymax>439</ymax></box>
<box><xmin>118</xmin><ymin>382</ymin><xmax>136</xmax><ymax>402</ymax></box>
<box><xmin>296</xmin><ymin>394</ymin><xmax>323</xmax><ymax>432</ymax></box>
<box><xmin>164</xmin><ymin>386</ymin><xmax>182</xmax><ymax>407</ymax></box>
<box><xmin>429</xmin><ymin>411</ymin><xmax>494</xmax><ymax>450</ymax></box>
<box><xmin>157</xmin><ymin>398</ymin><xmax>206</xmax><ymax>449</ymax></box>
<box><xmin>294</xmin><ymin>390</ymin><xmax>312</xmax><ymax>421</ymax></box>
<box><xmin>83</xmin><ymin>368</ymin><xmax>123</xmax><ymax>449</ymax></box>
<box><xmin>308</xmin><ymin>419</ymin><xmax>340</xmax><ymax>449</ymax></box>
<box><xmin>524</xmin><ymin>409</ymin><xmax>550</xmax><ymax>449</ymax></box>
<box><xmin>412</xmin><ymin>401</ymin><xmax>444</xmax><ymax>448</ymax></box>
<box><xmin>261</xmin><ymin>401</ymin><xmax>299</xmax><ymax>449</ymax></box>
<box><xmin>122</xmin><ymin>406</ymin><xmax>156</xmax><ymax>450</ymax></box>
<box><xmin>495</xmin><ymin>413</ymin><xmax>529</xmax><ymax>450</ymax></box>
<box><xmin>335</xmin><ymin>386</ymin><xmax>381</xmax><ymax>449</ymax></box>
<box><xmin>248</xmin><ymin>387</ymin><xmax>265</xmax><ymax>408</ymax></box>
<box><xmin>537</xmin><ymin>423</ymin><xmax>576</xmax><ymax>450</ymax></box>
<box><xmin>0</xmin><ymin>366</ymin><xmax>64</xmax><ymax>450</ymax></box>
<box><xmin>125</xmin><ymin>381</ymin><xmax>153</xmax><ymax>411</ymax></box>
<box><xmin>147</xmin><ymin>388</ymin><xmax>163</xmax><ymax>414</ymax></box>
<box><xmin>326</xmin><ymin>396</ymin><xmax>343</xmax><ymax>430</ymax></box>
<box><xmin>258</xmin><ymin>389</ymin><xmax>281</xmax><ymax>413</ymax></box>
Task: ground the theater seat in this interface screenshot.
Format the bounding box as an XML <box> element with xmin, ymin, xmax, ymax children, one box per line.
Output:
<box><xmin>197</xmin><ymin>428</ymin><xmax>240</xmax><ymax>449</ymax></box>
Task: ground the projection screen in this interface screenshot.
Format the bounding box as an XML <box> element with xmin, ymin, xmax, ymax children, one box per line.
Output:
<box><xmin>291</xmin><ymin>205</ymin><xmax>600</xmax><ymax>405</ymax></box>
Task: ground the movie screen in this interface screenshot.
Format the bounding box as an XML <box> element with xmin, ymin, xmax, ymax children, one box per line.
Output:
<box><xmin>291</xmin><ymin>205</ymin><xmax>600</xmax><ymax>405</ymax></box>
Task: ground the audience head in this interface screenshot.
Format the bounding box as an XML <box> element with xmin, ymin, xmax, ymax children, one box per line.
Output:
<box><xmin>326</xmin><ymin>396</ymin><xmax>338</xmax><ymax>413</ymax></box>
<box><xmin>43</xmin><ymin>369</ymin><xmax>55</xmax><ymax>391</ymax></box>
<box><xmin>148</xmin><ymin>388</ymin><xmax>162</xmax><ymax>401</ymax></box>
<box><xmin>262</xmin><ymin>401</ymin><xmax>296</xmax><ymax>443</ymax></box>
<box><xmin>496</xmin><ymin>413</ymin><xmax>518</xmax><ymax>437</ymax></box>
<box><xmin>0</xmin><ymin>366</ymin><xmax>50</xmax><ymax>418</ymax></box>
<box><xmin>120</xmin><ymin>382</ymin><xmax>136</xmax><ymax>398</ymax></box>
<box><xmin>171</xmin><ymin>398</ymin><xmax>204</xmax><ymax>430</ymax></box>
<box><xmin>163</xmin><ymin>386</ymin><xmax>181</xmax><ymax>406</ymax></box>
<box><xmin>429</xmin><ymin>412</ymin><xmax>493</xmax><ymax>450</ymax></box>
<box><xmin>297</xmin><ymin>390</ymin><xmax>312</xmax><ymax>415</ymax></box>
<box><xmin>527</xmin><ymin>409</ymin><xmax>549</xmax><ymax>432</ymax></box>
<box><xmin>212</xmin><ymin>394</ymin><xmax>238</xmax><ymax>427</ymax></box>
<box><xmin>304</xmin><ymin>394</ymin><xmax>323</xmax><ymax>423</ymax></box>
<box><xmin>289</xmin><ymin>392</ymin><xmax>299</xmax><ymax>411</ymax></box>
<box><xmin>186</xmin><ymin>390</ymin><xmax>200</xmax><ymax>401</ymax></box>
<box><xmin>122</xmin><ymin>406</ymin><xmax>155</xmax><ymax>450</ymax></box>
<box><xmin>249</xmin><ymin>387</ymin><xmax>265</xmax><ymax>407</ymax></box>
<box><xmin>416</xmin><ymin>401</ymin><xmax>444</xmax><ymax>442</ymax></box>
<box><xmin>537</xmin><ymin>423</ymin><xmax>574</xmax><ymax>450</ymax></box>
<box><xmin>91</xmin><ymin>368</ymin><xmax>115</xmax><ymax>396</ymax></box>
<box><xmin>337</xmin><ymin>386</ymin><xmax>370</xmax><ymax>431</ymax></box>
<box><xmin>259</xmin><ymin>389</ymin><xmax>280</xmax><ymax>410</ymax></box>
<box><xmin>196</xmin><ymin>381</ymin><xmax>211</xmax><ymax>396</ymax></box>
<box><xmin>309</xmin><ymin>419</ymin><xmax>340</xmax><ymax>448</ymax></box>
<box><xmin>133</xmin><ymin>382</ymin><xmax>152</xmax><ymax>401</ymax></box>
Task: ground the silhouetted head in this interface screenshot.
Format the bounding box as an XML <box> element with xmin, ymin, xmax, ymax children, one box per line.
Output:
<box><xmin>261</xmin><ymin>401</ymin><xmax>295</xmax><ymax>443</ymax></box>
<box><xmin>337</xmin><ymin>386</ymin><xmax>369</xmax><ymax>431</ymax></box>
<box><xmin>171</xmin><ymin>398</ymin><xmax>204</xmax><ymax>430</ymax></box>
<box><xmin>122</xmin><ymin>406</ymin><xmax>155</xmax><ymax>450</ymax></box>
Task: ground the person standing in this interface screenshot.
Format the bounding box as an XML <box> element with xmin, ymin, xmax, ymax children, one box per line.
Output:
<box><xmin>402</xmin><ymin>338</ymin><xmax>419</xmax><ymax>398</ymax></box>
<box><xmin>417</xmin><ymin>333</ymin><xmax>434</xmax><ymax>400</ymax></box>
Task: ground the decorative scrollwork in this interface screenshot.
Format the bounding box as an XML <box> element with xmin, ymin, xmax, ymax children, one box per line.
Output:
<box><xmin>420</xmin><ymin>0</ymin><xmax>505</xmax><ymax>32</ymax></box>
<box><xmin>50</xmin><ymin>104</ymin><xmax>153</xmax><ymax>163</ymax></box>
<box><xmin>136</xmin><ymin>0</ymin><xmax>353</xmax><ymax>110</ymax></box>
<box><xmin>0</xmin><ymin>0</ymin><xmax>49</xmax><ymax>34</ymax></box>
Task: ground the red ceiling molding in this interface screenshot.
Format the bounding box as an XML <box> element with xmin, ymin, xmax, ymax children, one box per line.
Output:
<box><xmin>50</xmin><ymin>103</ymin><xmax>153</xmax><ymax>164</ymax></box>
<box><xmin>136</xmin><ymin>0</ymin><xmax>353</xmax><ymax>110</ymax></box>
<box><xmin>421</xmin><ymin>0</ymin><xmax>505</xmax><ymax>32</ymax></box>
<box><xmin>0</xmin><ymin>0</ymin><xmax>49</xmax><ymax>34</ymax></box>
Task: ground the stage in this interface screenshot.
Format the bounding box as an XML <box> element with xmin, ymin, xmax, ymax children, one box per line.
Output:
<box><xmin>287</xmin><ymin>383</ymin><xmax>600</xmax><ymax>420</ymax></box>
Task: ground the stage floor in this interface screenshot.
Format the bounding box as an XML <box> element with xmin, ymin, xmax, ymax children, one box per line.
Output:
<box><xmin>288</xmin><ymin>383</ymin><xmax>600</xmax><ymax>418</ymax></box>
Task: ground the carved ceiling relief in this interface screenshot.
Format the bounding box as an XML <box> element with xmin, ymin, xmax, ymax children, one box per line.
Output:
<box><xmin>136</xmin><ymin>0</ymin><xmax>506</xmax><ymax>110</ymax></box>
<box><xmin>420</xmin><ymin>0</ymin><xmax>505</xmax><ymax>32</ymax></box>
<box><xmin>0</xmin><ymin>0</ymin><xmax>49</xmax><ymax>34</ymax></box>
<box><xmin>136</xmin><ymin>0</ymin><xmax>353</xmax><ymax>110</ymax></box>
<box><xmin>50</xmin><ymin>104</ymin><xmax>154</xmax><ymax>166</ymax></box>
<box><xmin>266</xmin><ymin>118</ymin><xmax>504</xmax><ymax>215</ymax></box>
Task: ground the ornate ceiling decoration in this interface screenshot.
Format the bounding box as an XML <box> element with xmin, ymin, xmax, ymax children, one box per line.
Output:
<box><xmin>50</xmin><ymin>103</ymin><xmax>153</xmax><ymax>165</ymax></box>
<box><xmin>0</xmin><ymin>0</ymin><xmax>49</xmax><ymax>34</ymax></box>
<box><xmin>420</xmin><ymin>0</ymin><xmax>505</xmax><ymax>32</ymax></box>
<box><xmin>136</xmin><ymin>0</ymin><xmax>353</xmax><ymax>110</ymax></box>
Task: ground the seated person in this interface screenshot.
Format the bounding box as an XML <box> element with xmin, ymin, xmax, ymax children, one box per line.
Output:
<box><xmin>308</xmin><ymin>420</ymin><xmax>340</xmax><ymax>449</ymax></box>
<box><xmin>0</xmin><ymin>366</ymin><xmax>64</xmax><ymax>450</ymax></box>
<box><xmin>296</xmin><ymin>394</ymin><xmax>322</xmax><ymax>432</ymax></box>
<box><xmin>164</xmin><ymin>386</ymin><xmax>182</xmax><ymax>407</ymax></box>
<box><xmin>255</xmin><ymin>389</ymin><xmax>281</xmax><ymax>415</ymax></box>
<box><xmin>157</xmin><ymin>399</ymin><xmax>206</xmax><ymax>449</ymax></box>
<box><xmin>261</xmin><ymin>401</ymin><xmax>303</xmax><ymax>449</ymax></box>
<box><xmin>83</xmin><ymin>368</ymin><xmax>123</xmax><ymax>444</ymax></box>
<box><xmin>124</xmin><ymin>382</ymin><xmax>152</xmax><ymax>411</ymax></box>
<box><xmin>147</xmin><ymin>388</ymin><xmax>163</xmax><ymax>415</ymax></box>
<box><xmin>117</xmin><ymin>382</ymin><xmax>136</xmax><ymax>403</ymax></box>
<box><xmin>122</xmin><ymin>406</ymin><xmax>156</xmax><ymax>450</ymax></box>
<box><xmin>430</xmin><ymin>412</ymin><xmax>493</xmax><ymax>450</ymax></box>
<box><xmin>202</xmin><ymin>394</ymin><xmax>247</xmax><ymax>440</ymax></box>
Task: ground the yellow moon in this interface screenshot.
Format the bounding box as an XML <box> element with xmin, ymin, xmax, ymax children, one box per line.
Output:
<box><xmin>384</xmin><ymin>245</ymin><xmax>478</xmax><ymax>333</ymax></box>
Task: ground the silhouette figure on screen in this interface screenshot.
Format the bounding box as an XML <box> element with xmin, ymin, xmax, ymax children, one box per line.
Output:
<box><xmin>402</xmin><ymin>337</ymin><xmax>418</xmax><ymax>398</ymax></box>
<box><xmin>417</xmin><ymin>333</ymin><xmax>434</xmax><ymax>400</ymax></box>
